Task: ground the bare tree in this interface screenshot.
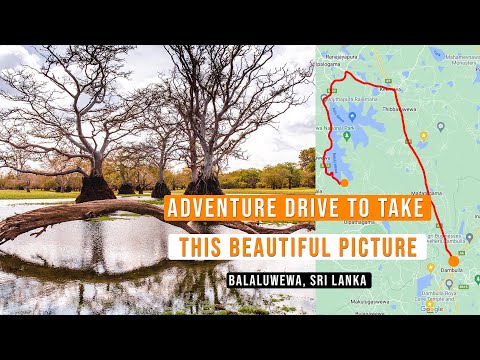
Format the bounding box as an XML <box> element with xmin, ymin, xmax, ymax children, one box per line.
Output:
<box><xmin>0</xmin><ymin>45</ymin><xmax>147</xmax><ymax>202</ymax></box>
<box><xmin>153</xmin><ymin>77</ymin><xmax>201</xmax><ymax>185</ymax></box>
<box><xmin>177</xmin><ymin>116</ymin><xmax>201</xmax><ymax>184</ymax></box>
<box><xmin>163</xmin><ymin>45</ymin><xmax>313</xmax><ymax>194</ymax></box>
<box><xmin>133</xmin><ymin>161</ymin><xmax>153</xmax><ymax>194</ymax></box>
<box><xmin>43</xmin><ymin>153</ymin><xmax>85</xmax><ymax>192</ymax></box>
<box><xmin>136</xmin><ymin>86</ymin><xmax>183</xmax><ymax>198</ymax></box>
<box><xmin>8</xmin><ymin>148</ymin><xmax>32</xmax><ymax>192</ymax></box>
<box><xmin>108</xmin><ymin>149</ymin><xmax>138</xmax><ymax>194</ymax></box>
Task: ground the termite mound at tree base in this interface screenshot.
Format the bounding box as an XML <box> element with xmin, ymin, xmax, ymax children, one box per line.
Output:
<box><xmin>75</xmin><ymin>176</ymin><xmax>116</xmax><ymax>203</ymax></box>
<box><xmin>118</xmin><ymin>183</ymin><xmax>136</xmax><ymax>195</ymax></box>
<box><xmin>151</xmin><ymin>181</ymin><xmax>171</xmax><ymax>198</ymax></box>
<box><xmin>184</xmin><ymin>176</ymin><xmax>224</xmax><ymax>195</ymax></box>
<box><xmin>56</xmin><ymin>186</ymin><xmax>72</xmax><ymax>193</ymax></box>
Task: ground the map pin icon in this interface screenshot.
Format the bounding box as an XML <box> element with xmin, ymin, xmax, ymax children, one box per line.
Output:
<box><xmin>466</xmin><ymin>233</ymin><xmax>473</xmax><ymax>243</ymax></box>
<box><xmin>349</xmin><ymin>112</ymin><xmax>356</xmax><ymax>122</ymax></box>
<box><xmin>437</xmin><ymin>122</ymin><xmax>445</xmax><ymax>132</ymax></box>
<box><xmin>445</xmin><ymin>279</ymin><xmax>453</xmax><ymax>290</ymax></box>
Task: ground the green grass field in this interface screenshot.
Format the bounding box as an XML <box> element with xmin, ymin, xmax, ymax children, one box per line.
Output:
<box><xmin>0</xmin><ymin>190</ymin><xmax>81</xmax><ymax>200</ymax></box>
<box><xmin>0</xmin><ymin>187</ymin><xmax>314</xmax><ymax>200</ymax></box>
<box><xmin>0</xmin><ymin>190</ymin><xmax>152</xmax><ymax>200</ymax></box>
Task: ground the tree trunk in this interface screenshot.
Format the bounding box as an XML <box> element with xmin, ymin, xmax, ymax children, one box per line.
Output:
<box><xmin>135</xmin><ymin>172</ymin><xmax>145</xmax><ymax>195</ymax></box>
<box><xmin>158</xmin><ymin>166</ymin><xmax>165</xmax><ymax>183</ymax></box>
<box><xmin>189</xmin><ymin>132</ymin><xmax>198</xmax><ymax>182</ymax></box>
<box><xmin>203</xmin><ymin>151</ymin><xmax>214</xmax><ymax>179</ymax></box>
<box><xmin>91</xmin><ymin>152</ymin><xmax>104</xmax><ymax>177</ymax></box>
<box><xmin>191</xmin><ymin>164</ymin><xmax>198</xmax><ymax>183</ymax></box>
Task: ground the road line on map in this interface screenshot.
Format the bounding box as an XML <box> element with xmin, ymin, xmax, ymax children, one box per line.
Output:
<box><xmin>433</xmin><ymin>273</ymin><xmax>458</xmax><ymax>315</ymax></box>
<box><xmin>436</xmin><ymin>273</ymin><xmax>450</xmax><ymax>292</ymax></box>
<box><xmin>470</xmin><ymin>45</ymin><xmax>480</xmax><ymax>53</ymax></box>
<box><xmin>449</xmin><ymin>273</ymin><xmax>459</xmax><ymax>315</ymax></box>
<box><xmin>463</xmin><ymin>226</ymin><xmax>480</xmax><ymax>252</ymax></box>
<box><xmin>372</xmin><ymin>48</ymin><xmax>387</xmax><ymax>79</ymax></box>
<box><xmin>452</xmin><ymin>284</ymin><xmax>459</xmax><ymax>315</ymax></box>
<box><xmin>321</xmin><ymin>70</ymin><xmax>452</xmax><ymax>257</ymax></box>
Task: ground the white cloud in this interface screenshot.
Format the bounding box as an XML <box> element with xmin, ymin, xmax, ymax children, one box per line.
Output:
<box><xmin>1</xmin><ymin>45</ymin><xmax>315</xmax><ymax>171</ymax></box>
<box><xmin>0</xmin><ymin>45</ymin><xmax>40</xmax><ymax>70</ymax></box>
<box><xmin>118</xmin><ymin>45</ymin><xmax>170</xmax><ymax>92</ymax></box>
<box><xmin>227</xmin><ymin>45</ymin><xmax>315</xmax><ymax>170</ymax></box>
<box><xmin>0</xmin><ymin>46</ymin><xmax>42</xmax><ymax>108</ymax></box>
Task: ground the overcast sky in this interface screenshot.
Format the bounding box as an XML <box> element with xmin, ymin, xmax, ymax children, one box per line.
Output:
<box><xmin>0</xmin><ymin>45</ymin><xmax>315</xmax><ymax>172</ymax></box>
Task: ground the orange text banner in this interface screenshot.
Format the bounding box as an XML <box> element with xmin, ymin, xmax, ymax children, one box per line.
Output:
<box><xmin>164</xmin><ymin>195</ymin><xmax>431</xmax><ymax>222</ymax></box>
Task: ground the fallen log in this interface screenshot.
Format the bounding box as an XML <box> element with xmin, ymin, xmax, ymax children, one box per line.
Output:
<box><xmin>0</xmin><ymin>199</ymin><xmax>315</xmax><ymax>244</ymax></box>
<box><xmin>0</xmin><ymin>200</ymin><xmax>198</xmax><ymax>243</ymax></box>
<box><xmin>223</xmin><ymin>221</ymin><xmax>315</xmax><ymax>234</ymax></box>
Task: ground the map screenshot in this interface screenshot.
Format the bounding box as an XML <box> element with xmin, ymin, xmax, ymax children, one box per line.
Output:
<box><xmin>316</xmin><ymin>45</ymin><xmax>480</xmax><ymax>315</ymax></box>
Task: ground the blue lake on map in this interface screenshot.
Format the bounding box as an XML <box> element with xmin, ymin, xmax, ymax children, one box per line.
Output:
<box><xmin>325</xmin><ymin>101</ymin><xmax>385</xmax><ymax>181</ymax></box>
<box><xmin>381</xmin><ymin>221</ymin><xmax>391</xmax><ymax>234</ymax></box>
<box><xmin>429</xmin><ymin>47</ymin><xmax>446</xmax><ymax>62</ymax></box>
<box><xmin>356</xmin><ymin>72</ymin><xmax>367</xmax><ymax>81</ymax></box>
<box><xmin>417</xmin><ymin>274</ymin><xmax>433</xmax><ymax>297</ymax></box>
<box><xmin>474</xmin><ymin>68</ymin><xmax>480</xmax><ymax>84</ymax></box>
<box><xmin>416</xmin><ymin>141</ymin><xmax>428</xmax><ymax>149</ymax></box>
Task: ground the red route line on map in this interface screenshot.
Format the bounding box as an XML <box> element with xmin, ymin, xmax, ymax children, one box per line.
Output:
<box><xmin>321</xmin><ymin>70</ymin><xmax>452</xmax><ymax>257</ymax></box>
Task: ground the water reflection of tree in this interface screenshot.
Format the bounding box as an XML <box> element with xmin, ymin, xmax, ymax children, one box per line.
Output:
<box><xmin>0</xmin><ymin>216</ymin><xmax>313</xmax><ymax>314</ymax></box>
<box><xmin>77</xmin><ymin>283</ymin><xmax>84</xmax><ymax>315</ymax></box>
<box><xmin>80</xmin><ymin>221</ymin><xmax>106</xmax><ymax>273</ymax></box>
<box><xmin>0</xmin><ymin>220</ymin><xmax>272</xmax><ymax>314</ymax></box>
<box><xmin>168</xmin><ymin>262</ymin><xmax>267</xmax><ymax>314</ymax></box>
<box><xmin>0</xmin><ymin>260</ymin><xmax>276</xmax><ymax>314</ymax></box>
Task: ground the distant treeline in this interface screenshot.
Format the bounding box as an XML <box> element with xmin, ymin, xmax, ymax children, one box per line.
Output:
<box><xmin>0</xmin><ymin>147</ymin><xmax>315</xmax><ymax>192</ymax></box>
<box><xmin>219</xmin><ymin>148</ymin><xmax>315</xmax><ymax>189</ymax></box>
